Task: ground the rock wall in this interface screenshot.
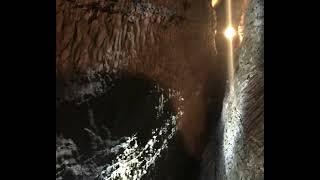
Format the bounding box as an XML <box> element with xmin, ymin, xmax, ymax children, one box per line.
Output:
<box><xmin>56</xmin><ymin>0</ymin><xmax>264</xmax><ymax>179</ymax></box>
<box><xmin>201</xmin><ymin>0</ymin><xmax>264</xmax><ymax>179</ymax></box>
<box><xmin>56</xmin><ymin>0</ymin><xmax>225</xmax><ymax>157</ymax></box>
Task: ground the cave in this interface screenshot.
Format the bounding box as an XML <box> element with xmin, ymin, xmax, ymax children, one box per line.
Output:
<box><xmin>56</xmin><ymin>73</ymin><xmax>200</xmax><ymax>180</ymax></box>
<box><xmin>56</xmin><ymin>0</ymin><xmax>264</xmax><ymax>179</ymax></box>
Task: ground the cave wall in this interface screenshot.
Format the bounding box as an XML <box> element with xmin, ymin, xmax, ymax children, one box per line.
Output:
<box><xmin>201</xmin><ymin>0</ymin><xmax>264</xmax><ymax>179</ymax></box>
<box><xmin>56</xmin><ymin>0</ymin><xmax>225</xmax><ymax>157</ymax></box>
<box><xmin>56</xmin><ymin>0</ymin><xmax>264</xmax><ymax>179</ymax></box>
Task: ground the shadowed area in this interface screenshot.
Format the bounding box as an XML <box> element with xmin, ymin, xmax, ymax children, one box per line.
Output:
<box><xmin>56</xmin><ymin>72</ymin><xmax>201</xmax><ymax>180</ymax></box>
<box><xmin>56</xmin><ymin>0</ymin><xmax>263</xmax><ymax>179</ymax></box>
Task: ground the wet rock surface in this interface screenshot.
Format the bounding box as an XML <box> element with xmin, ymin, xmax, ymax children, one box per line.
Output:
<box><xmin>201</xmin><ymin>0</ymin><xmax>264</xmax><ymax>179</ymax></box>
<box><xmin>56</xmin><ymin>73</ymin><xmax>191</xmax><ymax>180</ymax></box>
<box><xmin>56</xmin><ymin>0</ymin><xmax>263</xmax><ymax>179</ymax></box>
<box><xmin>56</xmin><ymin>0</ymin><xmax>225</xmax><ymax>158</ymax></box>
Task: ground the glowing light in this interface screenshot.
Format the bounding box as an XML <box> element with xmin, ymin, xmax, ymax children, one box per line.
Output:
<box><xmin>225</xmin><ymin>0</ymin><xmax>234</xmax><ymax>85</ymax></box>
<box><xmin>211</xmin><ymin>0</ymin><xmax>219</xmax><ymax>8</ymax></box>
<box><xmin>224</xmin><ymin>26</ymin><xmax>236</xmax><ymax>40</ymax></box>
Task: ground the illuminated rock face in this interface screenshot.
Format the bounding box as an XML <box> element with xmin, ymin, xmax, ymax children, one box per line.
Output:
<box><xmin>56</xmin><ymin>0</ymin><xmax>224</xmax><ymax>157</ymax></box>
<box><xmin>201</xmin><ymin>0</ymin><xmax>264</xmax><ymax>179</ymax></box>
<box><xmin>56</xmin><ymin>0</ymin><xmax>264</xmax><ymax>179</ymax></box>
<box><xmin>56</xmin><ymin>0</ymin><xmax>226</xmax><ymax>180</ymax></box>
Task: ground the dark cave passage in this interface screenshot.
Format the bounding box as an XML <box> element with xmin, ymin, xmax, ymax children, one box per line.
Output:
<box><xmin>56</xmin><ymin>73</ymin><xmax>202</xmax><ymax>180</ymax></box>
<box><xmin>56</xmin><ymin>73</ymin><xmax>173</xmax><ymax>152</ymax></box>
<box><xmin>55</xmin><ymin>0</ymin><xmax>253</xmax><ymax>179</ymax></box>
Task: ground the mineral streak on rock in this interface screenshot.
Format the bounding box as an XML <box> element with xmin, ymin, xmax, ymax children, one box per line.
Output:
<box><xmin>57</xmin><ymin>0</ymin><xmax>186</xmax><ymax>79</ymax></box>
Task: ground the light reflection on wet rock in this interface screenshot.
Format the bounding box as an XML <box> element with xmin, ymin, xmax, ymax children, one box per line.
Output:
<box><xmin>56</xmin><ymin>74</ymin><xmax>185</xmax><ymax>180</ymax></box>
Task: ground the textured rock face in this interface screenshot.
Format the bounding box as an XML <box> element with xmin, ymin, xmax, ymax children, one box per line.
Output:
<box><xmin>56</xmin><ymin>76</ymin><xmax>188</xmax><ymax>180</ymax></box>
<box><xmin>56</xmin><ymin>0</ymin><xmax>228</xmax><ymax>180</ymax></box>
<box><xmin>56</xmin><ymin>0</ymin><xmax>224</xmax><ymax>157</ymax></box>
<box><xmin>201</xmin><ymin>0</ymin><xmax>264</xmax><ymax>179</ymax></box>
<box><xmin>56</xmin><ymin>0</ymin><xmax>264</xmax><ymax>179</ymax></box>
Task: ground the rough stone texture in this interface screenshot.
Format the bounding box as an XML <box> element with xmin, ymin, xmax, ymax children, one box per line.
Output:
<box><xmin>201</xmin><ymin>0</ymin><xmax>264</xmax><ymax>179</ymax></box>
<box><xmin>56</xmin><ymin>0</ymin><xmax>225</xmax><ymax>157</ymax></box>
<box><xmin>56</xmin><ymin>81</ymin><xmax>186</xmax><ymax>180</ymax></box>
<box><xmin>56</xmin><ymin>0</ymin><xmax>263</xmax><ymax>179</ymax></box>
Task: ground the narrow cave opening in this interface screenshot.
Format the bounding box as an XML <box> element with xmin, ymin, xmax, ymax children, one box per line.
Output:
<box><xmin>55</xmin><ymin>0</ymin><xmax>249</xmax><ymax>179</ymax></box>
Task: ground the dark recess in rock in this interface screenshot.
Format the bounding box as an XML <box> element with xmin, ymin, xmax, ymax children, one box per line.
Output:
<box><xmin>56</xmin><ymin>0</ymin><xmax>263</xmax><ymax>179</ymax></box>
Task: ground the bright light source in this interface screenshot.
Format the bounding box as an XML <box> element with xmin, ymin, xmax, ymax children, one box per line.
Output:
<box><xmin>224</xmin><ymin>26</ymin><xmax>236</xmax><ymax>40</ymax></box>
<box><xmin>211</xmin><ymin>0</ymin><xmax>219</xmax><ymax>8</ymax></box>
